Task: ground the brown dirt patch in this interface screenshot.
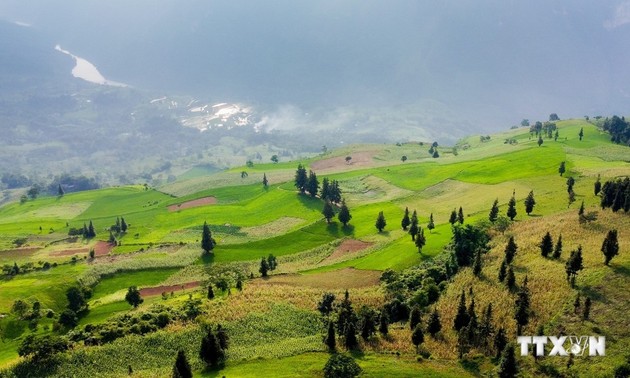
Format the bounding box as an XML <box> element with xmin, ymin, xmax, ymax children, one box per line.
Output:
<box><xmin>0</xmin><ymin>247</ymin><xmax>40</xmax><ymax>260</ymax></box>
<box><xmin>168</xmin><ymin>196</ymin><xmax>217</xmax><ymax>212</ymax></box>
<box><xmin>261</xmin><ymin>268</ymin><xmax>381</xmax><ymax>289</ymax></box>
<box><xmin>310</xmin><ymin>151</ymin><xmax>377</xmax><ymax>172</ymax></box>
<box><xmin>140</xmin><ymin>281</ymin><xmax>201</xmax><ymax>297</ymax></box>
<box><xmin>323</xmin><ymin>239</ymin><xmax>373</xmax><ymax>263</ymax></box>
<box><xmin>50</xmin><ymin>241</ymin><xmax>113</xmax><ymax>257</ymax></box>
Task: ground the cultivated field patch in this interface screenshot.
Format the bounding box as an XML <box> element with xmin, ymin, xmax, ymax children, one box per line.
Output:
<box><xmin>311</xmin><ymin>151</ymin><xmax>377</xmax><ymax>171</ymax></box>
<box><xmin>261</xmin><ymin>268</ymin><xmax>381</xmax><ymax>289</ymax></box>
<box><xmin>139</xmin><ymin>281</ymin><xmax>201</xmax><ymax>297</ymax></box>
<box><xmin>322</xmin><ymin>239</ymin><xmax>373</xmax><ymax>263</ymax></box>
<box><xmin>167</xmin><ymin>196</ymin><xmax>217</xmax><ymax>212</ymax></box>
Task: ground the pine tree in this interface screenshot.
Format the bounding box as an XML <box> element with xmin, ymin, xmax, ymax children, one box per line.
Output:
<box><xmin>489</xmin><ymin>199</ymin><xmax>499</xmax><ymax>222</ymax></box>
<box><xmin>88</xmin><ymin>220</ymin><xmax>96</xmax><ymax>238</ymax></box>
<box><xmin>524</xmin><ymin>191</ymin><xmax>536</xmax><ymax>215</ymax></box>
<box><xmin>583</xmin><ymin>297</ymin><xmax>591</xmax><ymax>320</ymax></box>
<box><xmin>514</xmin><ymin>276</ymin><xmax>530</xmax><ymax>335</ymax></box>
<box><xmin>324</xmin><ymin>321</ymin><xmax>336</xmax><ymax>351</ymax></box>
<box><xmin>125</xmin><ymin>286</ymin><xmax>143</xmax><ymax>308</ymax></box>
<box><xmin>553</xmin><ymin>234</ymin><xmax>563</xmax><ymax>259</ymax></box>
<box><xmin>322</xmin><ymin>201</ymin><xmax>335</xmax><ymax>223</ymax></box>
<box><xmin>427</xmin><ymin>308</ymin><xmax>442</xmax><ymax>338</ymax></box>
<box><xmin>497</xmin><ymin>344</ymin><xmax>518</xmax><ymax>378</ymax></box>
<box><xmin>453</xmin><ymin>290</ymin><xmax>469</xmax><ymax>331</ymax></box>
<box><xmin>259</xmin><ymin>257</ymin><xmax>269</xmax><ymax>277</ymax></box>
<box><xmin>507</xmin><ymin>195</ymin><xmax>517</xmax><ymax>220</ymax></box>
<box><xmin>494</xmin><ymin>327</ymin><xmax>508</xmax><ymax>359</ymax></box>
<box><xmin>579</xmin><ymin>127</ymin><xmax>584</xmax><ymax>141</ymax></box>
<box><xmin>199</xmin><ymin>329</ymin><xmax>224</xmax><ymax>368</ymax></box>
<box><xmin>457</xmin><ymin>206</ymin><xmax>465</xmax><ymax>224</ymax></box>
<box><xmin>409</xmin><ymin>306</ymin><xmax>422</xmax><ymax>330</ymax></box>
<box><xmin>267</xmin><ymin>254</ymin><xmax>277</xmax><ymax>271</ymax></box>
<box><xmin>294</xmin><ymin>164</ymin><xmax>308</xmax><ymax>193</ymax></box>
<box><xmin>307</xmin><ymin>170</ymin><xmax>319</xmax><ymax>197</ymax></box>
<box><xmin>344</xmin><ymin>322</ymin><xmax>359</xmax><ymax>350</ymax></box>
<box><xmin>449</xmin><ymin>209</ymin><xmax>457</xmax><ymax>225</ymax></box>
<box><xmin>201</xmin><ymin>221</ymin><xmax>215</xmax><ymax>254</ymax></box>
<box><xmin>320</xmin><ymin>177</ymin><xmax>330</xmax><ymax>200</ymax></box>
<box><xmin>359</xmin><ymin>306</ymin><xmax>377</xmax><ymax>340</ymax></box>
<box><xmin>338</xmin><ymin>200</ymin><xmax>352</xmax><ymax>226</ymax></box>
<box><xmin>539</xmin><ymin>232</ymin><xmax>553</xmax><ymax>258</ymax></box>
<box><xmin>172</xmin><ymin>350</ymin><xmax>192</xmax><ymax>378</ymax></box>
<box><xmin>207</xmin><ymin>285</ymin><xmax>215</xmax><ymax>299</ymax></box>
<box><xmin>262</xmin><ymin>173</ymin><xmax>268</xmax><ymax>188</ymax></box>
<box><xmin>121</xmin><ymin>217</ymin><xmax>128</xmax><ymax>233</ymax></box>
<box><xmin>337</xmin><ymin>290</ymin><xmax>358</xmax><ymax>335</ymax></box>
<box><xmin>82</xmin><ymin>223</ymin><xmax>88</xmax><ymax>238</ymax></box>
<box><xmin>567</xmin><ymin>177</ymin><xmax>575</xmax><ymax>193</ymax></box>
<box><xmin>554</xmin><ymin>129</ymin><xmax>559</xmax><ymax>141</ymax></box>
<box><xmin>216</xmin><ymin>324</ymin><xmax>229</xmax><ymax>350</ymax></box>
<box><xmin>401</xmin><ymin>207</ymin><xmax>410</xmax><ymax>230</ymax></box>
<box><xmin>415</xmin><ymin>227</ymin><xmax>426</xmax><ymax>253</ymax></box>
<box><xmin>538</xmin><ymin>135</ymin><xmax>543</xmax><ymax>146</ymax></box>
<box><xmin>504</xmin><ymin>236</ymin><xmax>518</xmax><ymax>264</ymax></box>
<box><xmin>473</xmin><ymin>250</ymin><xmax>483</xmax><ymax>277</ymax></box>
<box><xmin>236</xmin><ymin>278</ymin><xmax>243</xmax><ymax>291</ymax></box>
<box><xmin>498</xmin><ymin>258</ymin><xmax>507</xmax><ymax>282</ymax></box>
<box><xmin>427</xmin><ymin>213</ymin><xmax>435</xmax><ymax>233</ymax></box>
<box><xmin>378</xmin><ymin>311</ymin><xmax>389</xmax><ymax>336</ymax></box>
<box><xmin>559</xmin><ymin>161</ymin><xmax>566</xmax><ymax>176</ymax></box>
<box><xmin>506</xmin><ymin>266</ymin><xmax>516</xmax><ymax>291</ymax></box>
<box><xmin>594</xmin><ymin>174</ymin><xmax>602</xmax><ymax>196</ymax></box>
<box><xmin>411</xmin><ymin>324</ymin><xmax>424</xmax><ymax>351</ymax></box>
<box><xmin>601</xmin><ymin>229</ymin><xmax>619</xmax><ymax>265</ymax></box>
<box><xmin>409</xmin><ymin>210</ymin><xmax>419</xmax><ymax>240</ymax></box>
<box><xmin>565</xmin><ymin>246</ymin><xmax>584</xmax><ymax>287</ymax></box>
<box><xmin>375</xmin><ymin>211</ymin><xmax>386</xmax><ymax>233</ymax></box>
<box><xmin>479</xmin><ymin>303</ymin><xmax>494</xmax><ymax>348</ymax></box>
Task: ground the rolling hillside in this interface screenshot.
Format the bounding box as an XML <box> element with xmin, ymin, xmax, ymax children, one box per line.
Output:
<box><xmin>0</xmin><ymin>119</ymin><xmax>629</xmax><ymax>377</ymax></box>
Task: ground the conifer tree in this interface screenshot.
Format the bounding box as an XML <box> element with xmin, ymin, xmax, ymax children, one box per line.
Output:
<box><xmin>524</xmin><ymin>190</ymin><xmax>536</xmax><ymax>215</ymax></box>
<box><xmin>579</xmin><ymin>127</ymin><xmax>584</xmax><ymax>141</ymax></box>
<box><xmin>294</xmin><ymin>164</ymin><xmax>308</xmax><ymax>193</ymax></box>
<box><xmin>494</xmin><ymin>327</ymin><xmax>508</xmax><ymax>359</ymax></box>
<box><xmin>578</xmin><ymin>200</ymin><xmax>585</xmax><ymax>217</ymax></box>
<box><xmin>401</xmin><ymin>207</ymin><xmax>410</xmax><ymax>230</ymax></box>
<box><xmin>322</xmin><ymin>201</ymin><xmax>335</xmax><ymax>223</ymax></box>
<box><xmin>489</xmin><ymin>199</ymin><xmax>499</xmax><ymax>222</ymax></box>
<box><xmin>359</xmin><ymin>306</ymin><xmax>377</xmax><ymax>340</ymax></box>
<box><xmin>320</xmin><ymin>177</ymin><xmax>330</xmax><ymax>200</ymax></box>
<box><xmin>415</xmin><ymin>227</ymin><xmax>426</xmax><ymax>253</ymax></box>
<box><xmin>409</xmin><ymin>306</ymin><xmax>422</xmax><ymax>330</ymax></box>
<box><xmin>121</xmin><ymin>217</ymin><xmax>128</xmax><ymax>233</ymax></box>
<box><xmin>538</xmin><ymin>135</ymin><xmax>544</xmax><ymax>146</ymax></box>
<box><xmin>262</xmin><ymin>173</ymin><xmax>268</xmax><ymax>188</ymax></box>
<box><xmin>409</xmin><ymin>210</ymin><xmax>419</xmax><ymax>240</ymax></box>
<box><xmin>338</xmin><ymin>200</ymin><xmax>352</xmax><ymax>227</ymax></box>
<box><xmin>583</xmin><ymin>297</ymin><xmax>591</xmax><ymax>320</ymax></box>
<box><xmin>344</xmin><ymin>322</ymin><xmax>359</xmax><ymax>350</ymax></box>
<box><xmin>427</xmin><ymin>308</ymin><xmax>442</xmax><ymax>338</ymax></box>
<box><xmin>479</xmin><ymin>303</ymin><xmax>494</xmax><ymax>348</ymax></box>
<box><xmin>267</xmin><ymin>254</ymin><xmax>277</xmax><ymax>271</ymax></box>
<box><xmin>337</xmin><ymin>290</ymin><xmax>358</xmax><ymax>336</ymax></box>
<box><xmin>559</xmin><ymin>161</ymin><xmax>566</xmax><ymax>176</ymax></box>
<box><xmin>449</xmin><ymin>209</ymin><xmax>457</xmax><ymax>225</ymax></box>
<box><xmin>125</xmin><ymin>286</ymin><xmax>143</xmax><ymax>308</ymax></box>
<box><xmin>453</xmin><ymin>290</ymin><xmax>469</xmax><ymax>331</ymax></box>
<box><xmin>307</xmin><ymin>170</ymin><xmax>319</xmax><ymax>197</ymax></box>
<box><xmin>504</xmin><ymin>236</ymin><xmax>518</xmax><ymax>264</ymax></box>
<box><xmin>379</xmin><ymin>312</ymin><xmax>389</xmax><ymax>335</ymax></box>
<box><xmin>553</xmin><ymin>234</ymin><xmax>563</xmax><ymax>259</ymax></box>
<box><xmin>411</xmin><ymin>325</ymin><xmax>424</xmax><ymax>351</ymax></box>
<box><xmin>567</xmin><ymin>176</ymin><xmax>575</xmax><ymax>193</ymax></box>
<box><xmin>540</xmin><ymin>232</ymin><xmax>553</xmax><ymax>258</ymax></box>
<box><xmin>458</xmin><ymin>206</ymin><xmax>465</xmax><ymax>224</ymax></box>
<box><xmin>236</xmin><ymin>278</ymin><xmax>243</xmax><ymax>291</ymax></box>
<box><xmin>375</xmin><ymin>211</ymin><xmax>386</xmax><ymax>233</ymax></box>
<box><xmin>259</xmin><ymin>257</ymin><xmax>269</xmax><ymax>277</ymax></box>
<box><xmin>216</xmin><ymin>324</ymin><xmax>229</xmax><ymax>350</ymax></box>
<box><xmin>199</xmin><ymin>329</ymin><xmax>224</xmax><ymax>368</ymax></box>
<box><xmin>201</xmin><ymin>221</ymin><xmax>215</xmax><ymax>254</ymax></box>
<box><xmin>88</xmin><ymin>220</ymin><xmax>96</xmax><ymax>238</ymax></box>
<box><xmin>601</xmin><ymin>229</ymin><xmax>619</xmax><ymax>265</ymax></box>
<box><xmin>594</xmin><ymin>174</ymin><xmax>602</xmax><ymax>195</ymax></box>
<box><xmin>324</xmin><ymin>321</ymin><xmax>336</xmax><ymax>351</ymax></box>
<box><xmin>207</xmin><ymin>285</ymin><xmax>215</xmax><ymax>300</ymax></box>
<box><xmin>497</xmin><ymin>344</ymin><xmax>518</xmax><ymax>378</ymax></box>
<box><xmin>172</xmin><ymin>350</ymin><xmax>192</xmax><ymax>378</ymax></box>
<box><xmin>507</xmin><ymin>195</ymin><xmax>517</xmax><ymax>220</ymax></box>
<box><xmin>565</xmin><ymin>246</ymin><xmax>584</xmax><ymax>287</ymax></box>
<box><xmin>82</xmin><ymin>223</ymin><xmax>88</xmax><ymax>238</ymax></box>
<box><xmin>506</xmin><ymin>266</ymin><xmax>516</xmax><ymax>291</ymax></box>
<box><xmin>498</xmin><ymin>258</ymin><xmax>508</xmax><ymax>282</ymax></box>
<box><xmin>427</xmin><ymin>213</ymin><xmax>435</xmax><ymax>233</ymax></box>
<box><xmin>514</xmin><ymin>276</ymin><xmax>530</xmax><ymax>335</ymax></box>
<box><xmin>473</xmin><ymin>250</ymin><xmax>483</xmax><ymax>277</ymax></box>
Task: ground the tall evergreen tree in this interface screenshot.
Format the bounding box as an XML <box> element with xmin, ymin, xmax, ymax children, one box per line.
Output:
<box><xmin>507</xmin><ymin>195</ymin><xmax>517</xmax><ymax>221</ymax></box>
<box><xmin>497</xmin><ymin>344</ymin><xmax>518</xmax><ymax>378</ymax></box>
<box><xmin>453</xmin><ymin>290</ymin><xmax>470</xmax><ymax>331</ymax></box>
<box><xmin>537</xmin><ymin>135</ymin><xmax>544</xmax><ymax>146</ymax></box>
<box><xmin>358</xmin><ymin>306</ymin><xmax>377</xmax><ymax>341</ymax></box>
<box><xmin>524</xmin><ymin>191</ymin><xmax>536</xmax><ymax>215</ymax></box>
<box><xmin>317</xmin><ymin>292</ymin><xmax>336</xmax><ymax>316</ymax></box>
<box><xmin>489</xmin><ymin>199</ymin><xmax>500</xmax><ymax>222</ymax></box>
<box><xmin>337</xmin><ymin>290</ymin><xmax>358</xmax><ymax>336</ymax></box>
<box><xmin>401</xmin><ymin>207</ymin><xmax>411</xmax><ymax>230</ymax></box>
<box><xmin>565</xmin><ymin>246</ymin><xmax>584</xmax><ymax>287</ymax></box>
<box><xmin>87</xmin><ymin>220</ymin><xmax>96</xmax><ymax>238</ymax></box>
<box><xmin>473</xmin><ymin>250</ymin><xmax>483</xmax><ymax>277</ymax></box>
<box><xmin>458</xmin><ymin>206</ymin><xmax>465</xmax><ymax>224</ymax></box>
<box><xmin>294</xmin><ymin>164</ymin><xmax>308</xmax><ymax>193</ymax></box>
<box><xmin>573</xmin><ymin>293</ymin><xmax>581</xmax><ymax>314</ymax></box>
<box><xmin>579</xmin><ymin>127</ymin><xmax>584</xmax><ymax>141</ymax></box>
<box><xmin>601</xmin><ymin>229</ymin><xmax>619</xmax><ymax>265</ymax></box>
<box><xmin>415</xmin><ymin>227</ymin><xmax>426</xmax><ymax>253</ymax></box>
<box><xmin>427</xmin><ymin>308</ymin><xmax>442</xmax><ymax>338</ymax></box>
<box><xmin>375</xmin><ymin>211</ymin><xmax>387</xmax><ymax>233</ymax></box>
<box><xmin>262</xmin><ymin>173</ymin><xmax>268</xmax><ymax>188</ymax></box>
<box><xmin>583</xmin><ymin>297</ymin><xmax>591</xmax><ymax>320</ymax></box>
<box><xmin>259</xmin><ymin>257</ymin><xmax>269</xmax><ymax>277</ymax></box>
<box><xmin>324</xmin><ymin>320</ymin><xmax>336</xmax><ymax>351</ymax></box>
<box><xmin>201</xmin><ymin>221</ymin><xmax>215</xmax><ymax>254</ymax></box>
<box><xmin>567</xmin><ymin>177</ymin><xmax>576</xmax><ymax>193</ymax></box>
<box><xmin>553</xmin><ymin>234</ymin><xmax>563</xmax><ymax>259</ymax></box>
<box><xmin>559</xmin><ymin>161</ymin><xmax>566</xmax><ymax>176</ymax></box>
<box><xmin>504</xmin><ymin>236</ymin><xmax>518</xmax><ymax>264</ymax></box>
<box><xmin>540</xmin><ymin>232</ymin><xmax>553</xmax><ymax>258</ymax></box>
<box><xmin>479</xmin><ymin>303</ymin><xmax>494</xmax><ymax>348</ymax></box>
<box><xmin>329</xmin><ymin>180</ymin><xmax>342</xmax><ymax>203</ymax></box>
<box><xmin>216</xmin><ymin>324</ymin><xmax>229</xmax><ymax>350</ymax></box>
<box><xmin>207</xmin><ymin>284</ymin><xmax>215</xmax><ymax>300</ymax></box>
<box><xmin>199</xmin><ymin>329</ymin><xmax>225</xmax><ymax>368</ymax></box>
<box><xmin>172</xmin><ymin>350</ymin><xmax>192</xmax><ymax>378</ymax></box>
<box><xmin>409</xmin><ymin>306</ymin><xmax>422</xmax><ymax>330</ymax></box>
<box><xmin>449</xmin><ymin>209</ymin><xmax>458</xmax><ymax>225</ymax></box>
<box><xmin>307</xmin><ymin>170</ymin><xmax>319</xmax><ymax>197</ymax></box>
<box><xmin>411</xmin><ymin>325</ymin><xmax>424</xmax><ymax>351</ymax></box>
<box><xmin>338</xmin><ymin>200</ymin><xmax>352</xmax><ymax>226</ymax></box>
<box><xmin>409</xmin><ymin>210</ymin><xmax>419</xmax><ymax>240</ymax></box>
<box><xmin>514</xmin><ymin>276</ymin><xmax>530</xmax><ymax>335</ymax></box>
<box><xmin>594</xmin><ymin>174</ymin><xmax>602</xmax><ymax>195</ymax></box>
<box><xmin>427</xmin><ymin>213</ymin><xmax>435</xmax><ymax>233</ymax></box>
<box><xmin>322</xmin><ymin>201</ymin><xmax>335</xmax><ymax>223</ymax></box>
<box><xmin>267</xmin><ymin>254</ymin><xmax>277</xmax><ymax>271</ymax></box>
<box><xmin>494</xmin><ymin>327</ymin><xmax>508</xmax><ymax>359</ymax></box>
<box><xmin>320</xmin><ymin>177</ymin><xmax>330</xmax><ymax>200</ymax></box>
<box><xmin>344</xmin><ymin>322</ymin><xmax>359</xmax><ymax>350</ymax></box>
<box><xmin>121</xmin><ymin>217</ymin><xmax>128</xmax><ymax>233</ymax></box>
<box><xmin>379</xmin><ymin>312</ymin><xmax>389</xmax><ymax>335</ymax></box>
<box><xmin>498</xmin><ymin>258</ymin><xmax>508</xmax><ymax>282</ymax></box>
<box><xmin>505</xmin><ymin>266</ymin><xmax>516</xmax><ymax>291</ymax></box>
<box><xmin>125</xmin><ymin>286</ymin><xmax>144</xmax><ymax>308</ymax></box>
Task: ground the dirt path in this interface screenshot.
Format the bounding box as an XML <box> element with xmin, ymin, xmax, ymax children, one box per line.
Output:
<box><xmin>168</xmin><ymin>197</ymin><xmax>217</xmax><ymax>212</ymax></box>
<box><xmin>322</xmin><ymin>239</ymin><xmax>373</xmax><ymax>264</ymax></box>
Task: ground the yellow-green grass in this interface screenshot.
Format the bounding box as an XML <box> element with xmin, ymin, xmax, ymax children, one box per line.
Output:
<box><xmin>260</xmin><ymin>268</ymin><xmax>381</xmax><ymax>290</ymax></box>
<box><xmin>90</xmin><ymin>268</ymin><xmax>180</xmax><ymax>301</ymax></box>
<box><xmin>201</xmin><ymin>352</ymin><xmax>474</xmax><ymax>378</ymax></box>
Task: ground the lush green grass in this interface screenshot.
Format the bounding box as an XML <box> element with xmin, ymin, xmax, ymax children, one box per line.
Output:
<box><xmin>90</xmin><ymin>268</ymin><xmax>179</xmax><ymax>300</ymax></box>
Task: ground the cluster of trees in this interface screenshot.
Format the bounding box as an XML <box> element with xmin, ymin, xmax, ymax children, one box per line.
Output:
<box><xmin>171</xmin><ymin>325</ymin><xmax>230</xmax><ymax>377</ymax></box>
<box><xmin>323</xmin><ymin>200</ymin><xmax>352</xmax><ymax>226</ymax></box>
<box><xmin>68</xmin><ymin>220</ymin><xmax>97</xmax><ymax>239</ymax></box>
<box><xmin>400</xmin><ymin>208</ymin><xmax>434</xmax><ymax>253</ymax></box>
<box><xmin>529</xmin><ymin>121</ymin><xmax>559</xmax><ymax>140</ymax></box>
<box><xmin>58</xmin><ymin>285</ymin><xmax>92</xmax><ymax>329</ymax></box>
<box><xmin>3</xmin><ymin>260</ymin><xmax>56</xmax><ymax>277</ymax></box>
<box><xmin>600</xmin><ymin>178</ymin><xmax>630</xmax><ymax>213</ymax></box>
<box><xmin>259</xmin><ymin>254</ymin><xmax>277</xmax><ymax>277</ymax></box>
<box><xmin>600</xmin><ymin>115</ymin><xmax>630</xmax><ymax>145</ymax></box>
<box><xmin>427</xmin><ymin>141</ymin><xmax>440</xmax><ymax>158</ymax></box>
<box><xmin>294</xmin><ymin>165</ymin><xmax>342</xmax><ymax>203</ymax></box>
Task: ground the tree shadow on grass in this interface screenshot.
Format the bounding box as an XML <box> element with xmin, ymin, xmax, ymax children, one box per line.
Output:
<box><xmin>200</xmin><ymin>252</ymin><xmax>215</xmax><ymax>265</ymax></box>
<box><xmin>326</xmin><ymin>222</ymin><xmax>354</xmax><ymax>237</ymax></box>
<box><xmin>611</xmin><ymin>264</ymin><xmax>630</xmax><ymax>277</ymax></box>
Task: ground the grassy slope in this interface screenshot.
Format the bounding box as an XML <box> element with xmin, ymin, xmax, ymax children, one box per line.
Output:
<box><xmin>1</xmin><ymin>119</ymin><xmax>629</xmax><ymax>375</ymax></box>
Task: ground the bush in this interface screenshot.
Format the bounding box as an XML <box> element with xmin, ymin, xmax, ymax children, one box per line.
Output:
<box><xmin>323</xmin><ymin>354</ymin><xmax>362</xmax><ymax>378</ymax></box>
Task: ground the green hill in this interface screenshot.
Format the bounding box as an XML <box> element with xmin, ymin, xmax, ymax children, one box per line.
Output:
<box><xmin>0</xmin><ymin>119</ymin><xmax>629</xmax><ymax>377</ymax></box>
